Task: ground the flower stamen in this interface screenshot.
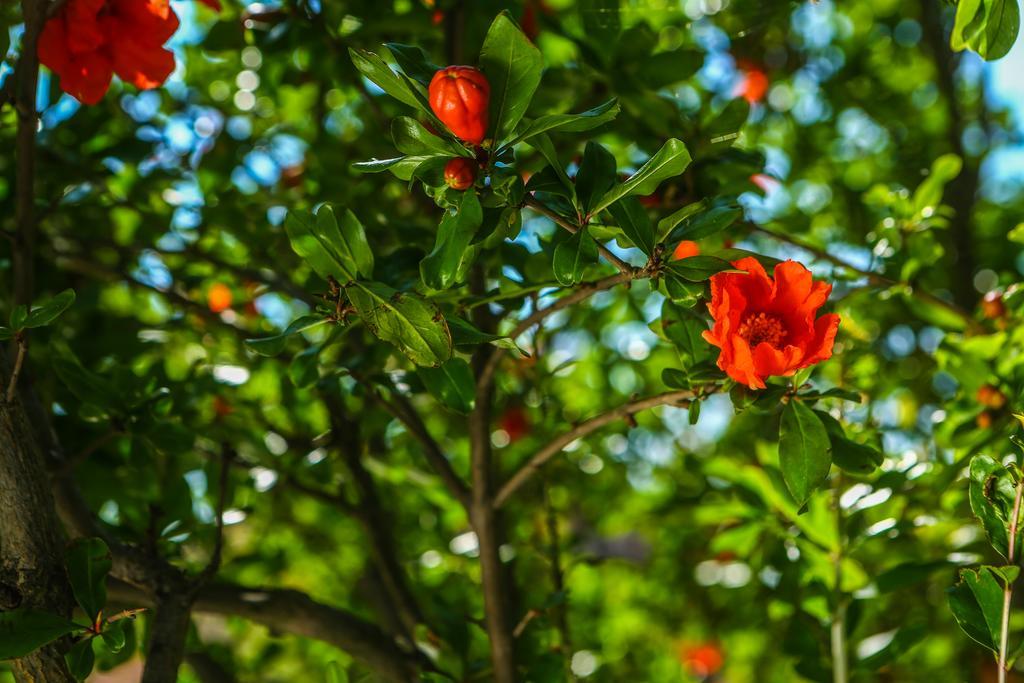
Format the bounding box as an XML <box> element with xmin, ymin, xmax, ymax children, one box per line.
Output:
<box><xmin>738</xmin><ymin>312</ymin><xmax>786</xmax><ymax>347</ymax></box>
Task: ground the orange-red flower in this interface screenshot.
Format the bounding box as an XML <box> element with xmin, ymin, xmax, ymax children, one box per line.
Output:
<box><xmin>702</xmin><ymin>257</ymin><xmax>840</xmax><ymax>389</ymax></box>
<box><xmin>39</xmin><ymin>0</ymin><xmax>185</xmax><ymax>104</ymax></box>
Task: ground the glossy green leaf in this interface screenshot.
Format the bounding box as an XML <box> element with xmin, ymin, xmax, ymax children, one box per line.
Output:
<box><xmin>814</xmin><ymin>410</ymin><xmax>883</xmax><ymax>475</ymax></box>
<box><xmin>951</xmin><ymin>0</ymin><xmax>1020</xmax><ymax>61</ymax></box>
<box><xmin>245</xmin><ymin>315</ymin><xmax>328</xmax><ymax>357</ymax></box>
<box><xmin>420</xmin><ymin>189</ymin><xmax>484</xmax><ymax>290</ymax></box>
<box><xmin>778</xmin><ymin>400</ymin><xmax>832</xmax><ymax>505</ymax></box>
<box><xmin>552</xmin><ymin>228</ymin><xmax>598</xmax><ymax>286</ymax></box>
<box><xmin>948</xmin><ymin>566</ymin><xmax>1005</xmax><ymax>652</ymax></box>
<box><xmin>349</xmin><ymin>47</ymin><xmax>424</xmax><ymax>111</ymax></box>
<box><xmin>664</xmin><ymin>203</ymin><xmax>742</xmax><ymax>244</ymax></box>
<box><xmin>100</xmin><ymin>620</ymin><xmax>127</xmax><ymax>654</ymax></box>
<box><xmin>575</xmin><ymin>142</ymin><xmax>618</xmax><ymax>215</ymax></box>
<box><xmin>502</xmin><ymin>99</ymin><xmax>620</xmax><ymax>149</ymax></box>
<box><xmin>289</xmin><ymin>346</ymin><xmax>321</xmax><ymax>388</ymax></box>
<box><xmin>347</xmin><ymin>282</ymin><xmax>452</xmax><ymax>367</ymax></box>
<box><xmin>479</xmin><ymin>11</ymin><xmax>544</xmax><ymax>142</ymax></box>
<box><xmin>317</xmin><ymin>205</ymin><xmax>375</xmax><ymax>279</ymax></box>
<box><xmin>392</xmin><ymin>116</ymin><xmax>465</xmax><ymax>156</ymax></box>
<box><xmin>23</xmin><ymin>289</ymin><xmax>76</xmax><ymax>329</ymax></box>
<box><xmin>592</xmin><ymin>139</ymin><xmax>692</xmax><ymax>214</ymax></box>
<box><xmin>384</xmin><ymin>43</ymin><xmax>439</xmax><ymax>87</ymax></box>
<box><xmin>666</xmin><ymin>255</ymin><xmax>735</xmax><ymax>282</ymax></box>
<box><xmin>66</xmin><ymin>537</ymin><xmax>111</xmax><ymax>624</ymax></box>
<box><xmin>968</xmin><ymin>454</ymin><xmax>1019</xmax><ymax>559</ymax></box>
<box><xmin>606</xmin><ymin>196</ymin><xmax>654</xmax><ymax>256</ymax></box>
<box><xmin>418</xmin><ymin>358</ymin><xmax>476</xmax><ymax>414</ymax></box>
<box><xmin>660</xmin><ymin>299</ymin><xmax>711</xmax><ymax>365</ymax></box>
<box><xmin>0</xmin><ymin>609</ymin><xmax>78</xmax><ymax>660</ymax></box>
<box><xmin>66</xmin><ymin>637</ymin><xmax>95</xmax><ymax>681</ymax></box>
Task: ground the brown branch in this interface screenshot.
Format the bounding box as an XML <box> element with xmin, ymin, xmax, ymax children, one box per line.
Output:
<box><xmin>107</xmin><ymin>578</ymin><xmax>425</xmax><ymax>682</ymax></box>
<box><xmin>475</xmin><ymin>270</ymin><xmax>641</xmax><ymax>399</ymax></box>
<box><xmin>525</xmin><ymin>195</ymin><xmax>637</xmax><ymax>275</ymax></box>
<box><xmin>494</xmin><ymin>390</ymin><xmax>695</xmax><ymax>508</ymax></box>
<box><xmin>356</xmin><ymin>373</ymin><xmax>471</xmax><ymax>508</ymax></box>
<box><xmin>324</xmin><ymin>393</ymin><xmax>424</xmax><ymax>641</ymax></box>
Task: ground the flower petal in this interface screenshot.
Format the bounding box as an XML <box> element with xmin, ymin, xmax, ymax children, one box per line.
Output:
<box><xmin>112</xmin><ymin>41</ymin><xmax>176</xmax><ymax>90</ymax></box>
<box><xmin>799</xmin><ymin>313</ymin><xmax>840</xmax><ymax>367</ymax></box>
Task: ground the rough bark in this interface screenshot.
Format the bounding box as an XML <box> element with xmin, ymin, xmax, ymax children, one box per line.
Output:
<box><xmin>0</xmin><ymin>385</ymin><xmax>75</xmax><ymax>681</ymax></box>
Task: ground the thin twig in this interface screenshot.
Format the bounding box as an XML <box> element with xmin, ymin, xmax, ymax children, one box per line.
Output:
<box><xmin>4</xmin><ymin>333</ymin><xmax>26</xmax><ymax>404</ymax></box>
<box><xmin>831</xmin><ymin>475</ymin><xmax>848</xmax><ymax>683</ymax></box>
<box><xmin>525</xmin><ymin>196</ymin><xmax>637</xmax><ymax>275</ymax></box>
<box><xmin>999</xmin><ymin>476</ymin><xmax>1024</xmax><ymax>683</ymax></box>
<box><xmin>494</xmin><ymin>390</ymin><xmax>695</xmax><ymax>508</ymax></box>
<box><xmin>752</xmin><ymin>225</ymin><xmax>982</xmax><ymax>334</ymax></box>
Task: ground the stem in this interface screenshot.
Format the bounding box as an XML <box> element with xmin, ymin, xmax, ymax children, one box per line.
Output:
<box><xmin>999</xmin><ymin>477</ymin><xmax>1024</xmax><ymax>683</ymax></box>
<box><xmin>494</xmin><ymin>390</ymin><xmax>695</xmax><ymax>508</ymax></box>
<box><xmin>5</xmin><ymin>333</ymin><xmax>26</xmax><ymax>403</ymax></box>
<box><xmin>524</xmin><ymin>196</ymin><xmax>637</xmax><ymax>275</ymax></box>
<box><xmin>831</xmin><ymin>477</ymin><xmax>848</xmax><ymax>683</ymax></box>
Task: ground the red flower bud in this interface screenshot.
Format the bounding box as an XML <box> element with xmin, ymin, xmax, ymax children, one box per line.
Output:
<box><xmin>429</xmin><ymin>66</ymin><xmax>490</xmax><ymax>144</ymax></box>
<box><xmin>672</xmin><ymin>241</ymin><xmax>700</xmax><ymax>261</ymax></box>
<box><xmin>444</xmin><ymin>157</ymin><xmax>477</xmax><ymax>191</ymax></box>
<box><xmin>977</xmin><ymin>384</ymin><xmax>1007</xmax><ymax>410</ymax></box>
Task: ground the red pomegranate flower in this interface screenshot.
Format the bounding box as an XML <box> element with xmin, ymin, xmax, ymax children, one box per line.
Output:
<box><xmin>38</xmin><ymin>0</ymin><xmax>189</xmax><ymax>104</ymax></box>
<box><xmin>702</xmin><ymin>257</ymin><xmax>840</xmax><ymax>389</ymax></box>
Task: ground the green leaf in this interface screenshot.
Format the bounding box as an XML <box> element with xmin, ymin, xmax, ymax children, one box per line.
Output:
<box><xmin>666</xmin><ymin>255</ymin><xmax>735</xmax><ymax>282</ymax></box>
<box><xmin>0</xmin><ymin>609</ymin><xmax>78</xmax><ymax>660</ymax></box>
<box><xmin>99</xmin><ymin>620</ymin><xmax>127</xmax><ymax>654</ymax></box>
<box><xmin>814</xmin><ymin>411</ymin><xmax>883</xmax><ymax>475</ymax></box>
<box><xmin>245</xmin><ymin>315</ymin><xmax>327</xmax><ymax>357</ymax></box>
<box><xmin>661</xmin><ymin>367</ymin><xmax>689</xmax><ymax>390</ymax></box>
<box><xmin>418</xmin><ymin>358</ymin><xmax>476</xmax><ymax>414</ymax></box>
<box><xmin>10</xmin><ymin>304</ymin><xmax>27</xmax><ymax>330</ymax></box>
<box><xmin>317</xmin><ymin>205</ymin><xmax>375</xmax><ymax>280</ymax></box>
<box><xmin>392</xmin><ymin>116</ymin><xmax>465</xmax><ymax>156</ymax></box>
<box><xmin>606</xmin><ymin>196</ymin><xmax>654</xmax><ymax>256</ymax></box>
<box><xmin>948</xmin><ymin>566</ymin><xmax>1005</xmax><ymax>652</ymax></box>
<box><xmin>664</xmin><ymin>203</ymin><xmax>742</xmax><ymax>244</ymax></box>
<box><xmin>384</xmin><ymin>43</ymin><xmax>439</xmax><ymax>87</ymax></box>
<box><xmin>327</xmin><ymin>661</ymin><xmax>350</xmax><ymax>683</ymax></box>
<box><xmin>289</xmin><ymin>346</ymin><xmax>321</xmax><ymax>388</ymax></box>
<box><xmin>65</xmin><ymin>637</ymin><xmax>95</xmax><ymax>681</ymax></box>
<box><xmin>23</xmin><ymin>289</ymin><xmax>76</xmax><ymax>329</ymax></box>
<box><xmin>575</xmin><ymin>142</ymin><xmax>618</xmax><ymax>215</ymax></box>
<box><xmin>285</xmin><ymin>209</ymin><xmax>352</xmax><ymax>283</ymax></box>
<box><xmin>912</xmin><ymin>154</ymin><xmax>962</xmax><ymax>214</ymax></box>
<box><xmin>876</xmin><ymin>560</ymin><xmax>954</xmax><ymax>593</ymax></box>
<box><xmin>0</xmin><ymin>327</ymin><xmax>12</xmax><ymax>341</ymax></box>
<box><xmin>969</xmin><ymin>454</ymin><xmax>1020</xmax><ymax>559</ymax></box>
<box><xmin>592</xmin><ymin>139</ymin><xmax>692</xmax><ymax>215</ymax></box>
<box><xmin>347</xmin><ymin>282</ymin><xmax>452</xmax><ymax>367</ymax></box>
<box><xmin>664</xmin><ymin>274</ymin><xmax>705</xmax><ymax>307</ymax></box>
<box><xmin>951</xmin><ymin>0</ymin><xmax>1020</xmax><ymax>61</ymax></box>
<box><xmin>660</xmin><ymin>300</ymin><xmax>711</xmax><ymax>365</ymax></box>
<box><xmin>778</xmin><ymin>400</ymin><xmax>832</xmax><ymax>505</ymax></box>
<box><xmin>479</xmin><ymin>11</ymin><xmax>544</xmax><ymax>142</ymax></box>
<box><xmin>448</xmin><ymin>316</ymin><xmax>522</xmax><ymax>352</ymax></box>
<box><xmin>552</xmin><ymin>229</ymin><xmax>598</xmax><ymax>286</ymax></box>
<box><xmin>420</xmin><ymin>190</ymin><xmax>484</xmax><ymax>290</ymax></box>
<box><xmin>526</xmin><ymin>133</ymin><xmax>574</xmax><ymax>194</ymax></box>
<box><xmin>858</xmin><ymin>622</ymin><xmax>927</xmax><ymax>671</ymax></box>
<box><xmin>349</xmin><ymin>47</ymin><xmax>424</xmax><ymax>111</ymax></box>
<box><xmin>66</xmin><ymin>537</ymin><xmax>111</xmax><ymax>624</ymax></box>
<box><xmin>502</xmin><ymin>99</ymin><xmax>620</xmax><ymax>149</ymax></box>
